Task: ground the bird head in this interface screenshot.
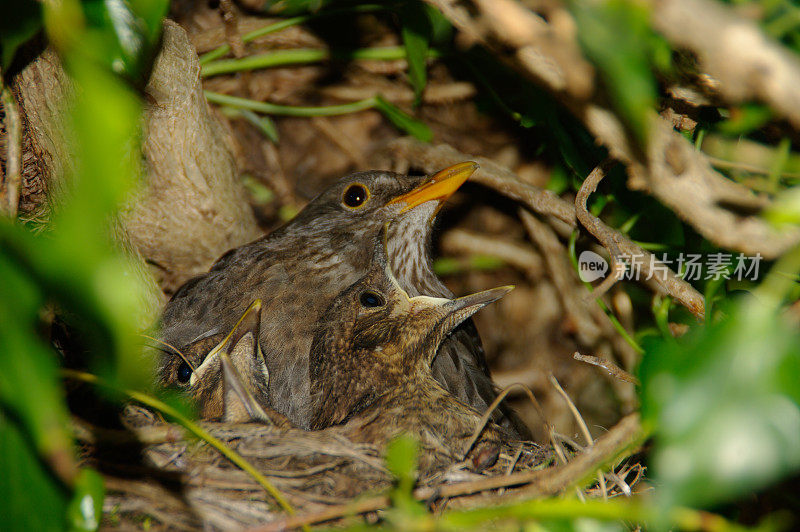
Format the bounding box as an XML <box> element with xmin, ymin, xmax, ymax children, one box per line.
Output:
<box><xmin>285</xmin><ymin>162</ymin><xmax>478</xmax><ymax>266</ymax></box>
<box><xmin>160</xmin><ymin>300</ymin><xmax>271</xmax><ymax>421</ymax></box>
<box><xmin>309</xmin><ymin>230</ymin><xmax>511</xmax><ymax>427</ymax></box>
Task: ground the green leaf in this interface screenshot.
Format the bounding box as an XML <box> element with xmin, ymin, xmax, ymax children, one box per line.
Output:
<box><xmin>0</xmin><ymin>0</ymin><xmax>42</xmax><ymax>69</ymax></box>
<box><xmin>78</xmin><ymin>0</ymin><xmax>169</xmax><ymax>84</ymax></box>
<box><xmin>0</xmin><ymin>410</ymin><xmax>70</xmax><ymax>531</ymax></box>
<box><xmin>639</xmin><ymin>299</ymin><xmax>800</xmax><ymax>509</ymax></box>
<box><xmin>717</xmin><ymin>104</ymin><xmax>773</xmax><ymax>136</ymax></box>
<box><xmin>423</xmin><ymin>4</ymin><xmax>453</xmax><ymax>45</ymax></box>
<box><xmin>241</xmin><ymin>174</ymin><xmax>276</xmax><ymax>205</ymax></box>
<box><xmin>385</xmin><ymin>434</ymin><xmax>418</xmax><ymax>490</ymax></box>
<box><xmin>374</xmin><ymin>95</ymin><xmax>433</xmax><ymax>142</ymax></box>
<box><xmin>399</xmin><ymin>2</ymin><xmax>431</xmax><ymax>104</ymax></box>
<box><xmin>766</xmin><ymin>185</ymin><xmax>800</xmax><ymax>225</ymax></box>
<box><xmin>572</xmin><ymin>0</ymin><xmax>658</xmax><ymax>146</ymax></box>
<box><xmin>68</xmin><ymin>469</ymin><xmax>105</xmax><ymax>532</ymax></box>
<box><xmin>383</xmin><ymin>435</ymin><xmax>428</xmax><ymax>527</ymax></box>
<box><xmin>0</xmin><ymin>250</ymin><xmax>77</xmax><ymax>486</ymax></box>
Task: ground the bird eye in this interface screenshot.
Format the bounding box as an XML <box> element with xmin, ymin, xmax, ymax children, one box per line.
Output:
<box><xmin>360</xmin><ymin>291</ymin><xmax>385</xmax><ymax>308</ymax></box>
<box><xmin>177</xmin><ymin>361</ymin><xmax>192</xmax><ymax>384</ymax></box>
<box><xmin>343</xmin><ymin>183</ymin><xmax>369</xmax><ymax>208</ymax></box>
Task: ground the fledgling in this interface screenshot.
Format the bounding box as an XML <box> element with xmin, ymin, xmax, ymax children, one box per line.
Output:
<box><xmin>309</xmin><ymin>233</ymin><xmax>520</xmax><ymax>471</ymax></box>
<box><xmin>162</xmin><ymin>300</ymin><xmax>289</xmax><ymax>426</ymax></box>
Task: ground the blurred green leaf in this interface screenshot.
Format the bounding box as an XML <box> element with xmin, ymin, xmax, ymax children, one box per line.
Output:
<box><xmin>766</xmin><ymin>186</ymin><xmax>800</xmax><ymax>225</ymax></box>
<box><xmin>640</xmin><ymin>296</ymin><xmax>800</xmax><ymax>509</ymax></box>
<box><xmin>0</xmin><ymin>251</ymin><xmax>77</xmax><ymax>487</ymax></box>
<box><xmin>383</xmin><ymin>435</ymin><xmax>428</xmax><ymax>527</ymax></box>
<box><xmin>2</xmin><ymin>2</ymin><xmax>164</xmax><ymax>528</ymax></box>
<box><xmin>241</xmin><ymin>174</ymin><xmax>277</xmax><ymax>205</ymax></box>
<box><xmin>572</xmin><ymin>0</ymin><xmax>658</xmax><ymax>145</ymax></box>
<box><xmin>68</xmin><ymin>469</ymin><xmax>105</xmax><ymax>531</ymax></box>
<box><xmin>0</xmin><ymin>0</ymin><xmax>42</xmax><ymax>69</ymax></box>
<box><xmin>423</xmin><ymin>3</ymin><xmax>453</xmax><ymax>45</ymax></box>
<box><xmin>79</xmin><ymin>0</ymin><xmax>168</xmax><ymax>84</ymax></box>
<box><xmin>0</xmin><ymin>410</ymin><xmax>70</xmax><ymax>532</ymax></box>
<box><xmin>399</xmin><ymin>2</ymin><xmax>431</xmax><ymax>104</ymax></box>
<box><xmin>385</xmin><ymin>434</ymin><xmax>418</xmax><ymax>491</ymax></box>
<box><xmin>546</xmin><ymin>165</ymin><xmax>570</xmax><ymax>195</ymax></box>
<box><xmin>717</xmin><ymin>104</ymin><xmax>773</xmax><ymax>136</ymax></box>
<box><xmin>433</xmin><ymin>256</ymin><xmax>461</xmax><ymax>276</ymax></box>
<box><xmin>262</xmin><ymin>0</ymin><xmax>328</xmax><ymax>16</ymax></box>
<box><xmin>374</xmin><ymin>95</ymin><xmax>433</xmax><ymax>141</ymax></box>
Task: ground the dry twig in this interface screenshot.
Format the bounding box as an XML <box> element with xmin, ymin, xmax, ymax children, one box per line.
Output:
<box><xmin>575</xmin><ymin>161</ymin><xmax>706</xmax><ymax>319</ymax></box>
<box><xmin>646</xmin><ymin>0</ymin><xmax>800</xmax><ymax>129</ymax></box>
<box><xmin>573</xmin><ymin>352</ymin><xmax>640</xmax><ymax>386</ymax></box>
<box><xmin>440</xmin><ymin>229</ymin><xmax>544</xmax><ymax>279</ymax></box>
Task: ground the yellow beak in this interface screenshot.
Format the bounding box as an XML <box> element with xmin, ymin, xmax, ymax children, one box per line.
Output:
<box><xmin>388</xmin><ymin>161</ymin><xmax>478</xmax><ymax>213</ymax></box>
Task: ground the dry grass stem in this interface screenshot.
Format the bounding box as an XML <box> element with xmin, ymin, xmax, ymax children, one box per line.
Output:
<box><xmin>461</xmin><ymin>382</ymin><xmax>546</xmax><ymax>460</ymax></box>
<box><xmin>573</xmin><ymin>352</ymin><xmax>640</xmax><ymax>386</ymax></box>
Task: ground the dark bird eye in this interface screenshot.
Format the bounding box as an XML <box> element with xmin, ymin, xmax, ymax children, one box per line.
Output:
<box><xmin>360</xmin><ymin>291</ymin><xmax>385</xmax><ymax>308</ymax></box>
<box><xmin>343</xmin><ymin>184</ymin><xmax>369</xmax><ymax>208</ymax></box>
<box><xmin>177</xmin><ymin>361</ymin><xmax>192</xmax><ymax>384</ymax></box>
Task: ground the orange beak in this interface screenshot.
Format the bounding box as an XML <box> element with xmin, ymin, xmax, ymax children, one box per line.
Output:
<box><xmin>388</xmin><ymin>161</ymin><xmax>478</xmax><ymax>213</ymax></box>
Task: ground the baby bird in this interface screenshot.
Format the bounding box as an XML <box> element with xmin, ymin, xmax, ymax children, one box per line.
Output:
<box><xmin>164</xmin><ymin>299</ymin><xmax>288</xmax><ymax>426</ymax></box>
<box><xmin>309</xmin><ymin>231</ymin><xmax>520</xmax><ymax>470</ymax></box>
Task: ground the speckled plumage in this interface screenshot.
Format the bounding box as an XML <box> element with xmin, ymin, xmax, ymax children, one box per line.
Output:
<box><xmin>159</xmin><ymin>168</ymin><xmax>527</xmax><ymax>436</ymax></box>
<box><xmin>309</xmin><ymin>238</ymin><xmax>518</xmax><ymax>470</ymax></box>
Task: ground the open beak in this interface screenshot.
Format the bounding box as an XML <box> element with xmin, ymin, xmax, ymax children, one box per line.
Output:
<box><xmin>388</xmin><ymin>161</ymin><xmax>479</xmax><ymax>213</ymax></box>
<box><xmin>442</xmin><ymin>286</ymin><xmax>514</xmax><ymax>330</ymax></box>
<box><xmin>190</xmin><ymin>299</ymin><xmax>263</xmax><ymax>386</ymax></box>
<box><xmin>409</xmin><ymin>286</ymin><xmax>513</xmax><ymax>364</ymax></box>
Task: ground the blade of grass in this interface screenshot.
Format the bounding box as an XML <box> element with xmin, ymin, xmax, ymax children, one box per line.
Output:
<box><xmin>205</xmin><ymin>91</ymin><xmax>377</xmax><ymax>116</ymax></box>
<box><xmin>201</xmin><ymin>46</ymin><xmax>442</xmax><ymax>77</ymax></box>
<box><xmin>198</xmin><ymin>4</ymin><xmax>386</xmax><ymax>64</ymax></box>
<box><xmin>221</xmin><ymin>107</ymin><xmax>280</xmax><ymax>142</ymax></box>
<box><xmin>61</xmin><ymin>369</ymin><xmax>303</xmax><ymax>526</ymax></box>
<box><xmin>206</xmin><ymin>91</ymin><xmax>432</xmax><ymax>140</ymax></box>
<box><xmin>373</xmin><ymin>95</ymin><xmax>432</xmax><ymax>142</ymax></box>
<box><xmin>399</xmin><ymin>2</ymin><xmax>431</xmax><ymax>104</ymax></box>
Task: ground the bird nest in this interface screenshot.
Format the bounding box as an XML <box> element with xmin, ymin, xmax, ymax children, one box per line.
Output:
<box><xmin>79</xmin><ymin>406</ymin><xmax>643</xmax><ymax>530</ymax></box>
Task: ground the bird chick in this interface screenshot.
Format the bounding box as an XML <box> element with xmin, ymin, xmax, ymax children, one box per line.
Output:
<box><xmin>309</xmin><ymin>232</ymin><xmax>519</xmax><ymax>471</ymax></box>
<box><xmin>162</xmin><ymin>300</ymin><xmax>288</xmax><ymax>426</ymax></box>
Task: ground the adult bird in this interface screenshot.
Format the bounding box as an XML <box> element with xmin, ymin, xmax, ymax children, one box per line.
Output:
<box><xmin>159</xmin><ymin>162</ymin><xmax>529</xmax><ymax>436</ymax></box>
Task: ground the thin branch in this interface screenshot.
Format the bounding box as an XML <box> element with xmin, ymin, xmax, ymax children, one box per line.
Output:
<box><xmin>573</xmin><ymin>352</ymin><xmax>640</xmax><ymax>386</ymax></box>
<box><xmin>575</xmin><ymin>161</ymin><xmax>706</xmax><ymax>319</ymax></box>
<box><xmin>646</xmin><ymin>0</ymin><xmax>800</xmax><ymax>130</ymax></box>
